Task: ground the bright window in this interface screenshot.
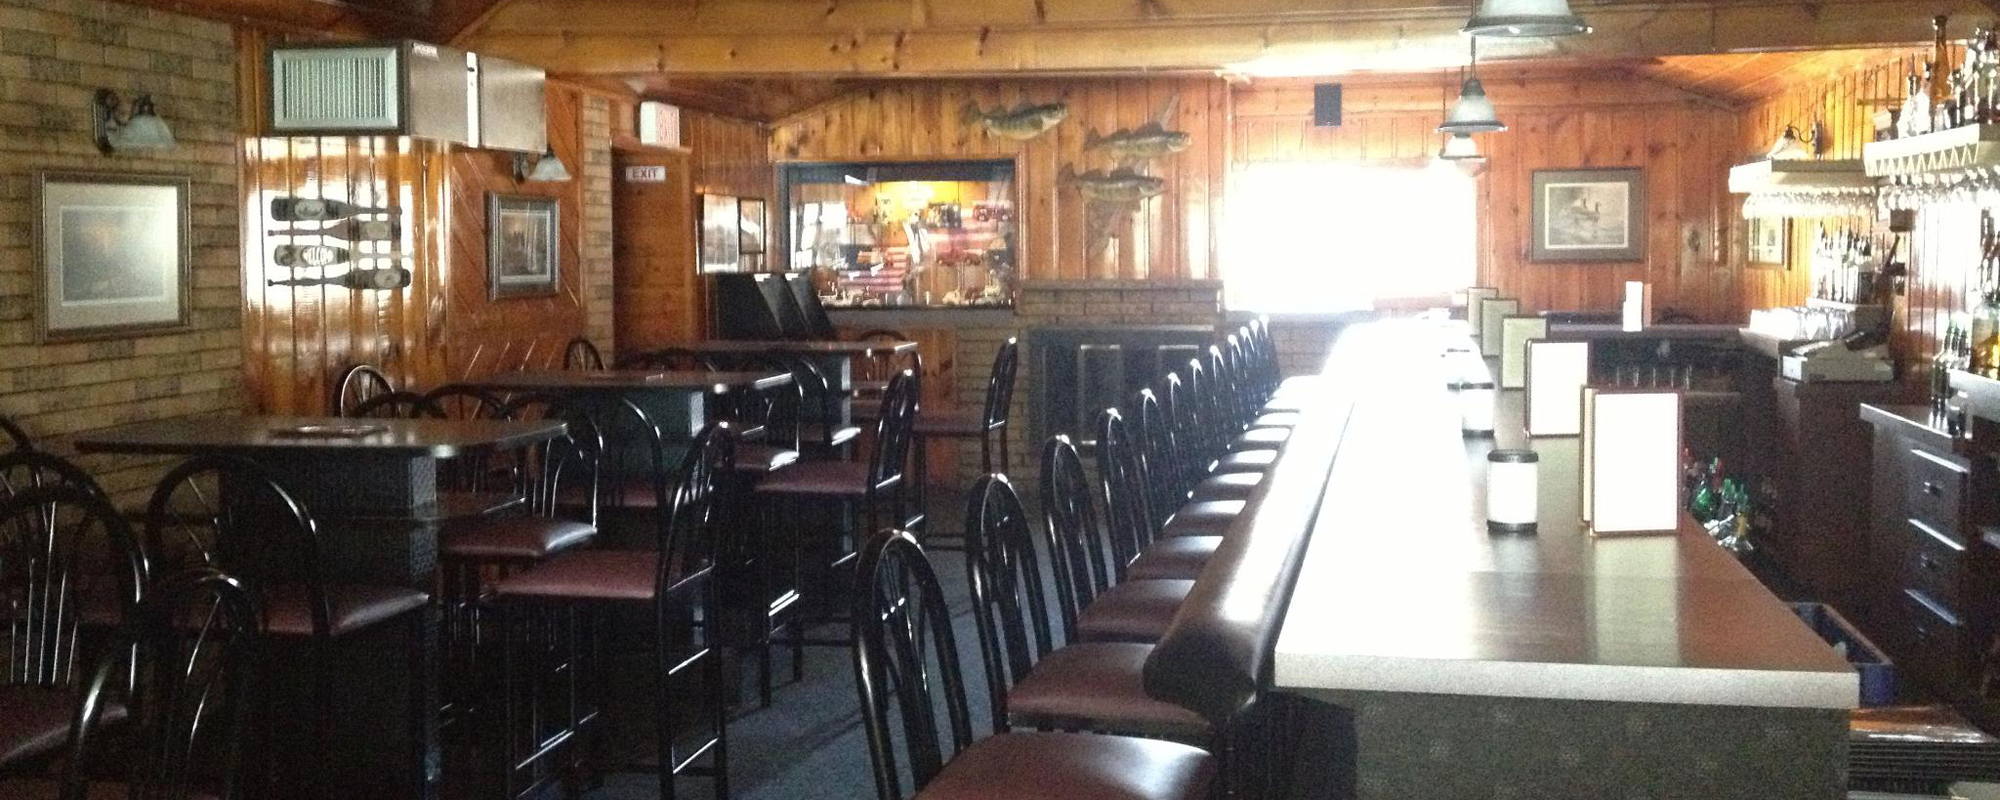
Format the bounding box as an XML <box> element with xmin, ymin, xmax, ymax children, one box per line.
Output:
<box><xmin>1223</xmin><ymin>161</ymin><xmax>1476</xmax><ymax>314</ymax></box>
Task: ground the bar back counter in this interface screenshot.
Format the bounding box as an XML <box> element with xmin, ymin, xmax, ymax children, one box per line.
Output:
<box><xmin>1149</xmin><ymin>317</ymin><xmax>1858</xmax><ymax>799</ymax></box>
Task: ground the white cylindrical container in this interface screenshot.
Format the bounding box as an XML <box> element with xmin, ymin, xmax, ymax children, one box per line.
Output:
<box><xmin>1486</xmin><ymin>449</ymin><xmax>1539</xmax><ymax>533</ymax></box>
<box><xmin>1461</xmin><ymin>381</ymin><xmax>1496</xmax><ymax>437</ymax></box>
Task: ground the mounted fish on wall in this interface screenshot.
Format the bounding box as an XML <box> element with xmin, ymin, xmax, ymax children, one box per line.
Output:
<box><xmin>963</xmin><ymin>102</ymin><xmax>1068</xmax><ymax>141</ymax></box>
<box><xmin>1071</xmin><ymin>98</ymin><xmax>1189</xmax><ymax>273</ymax></box>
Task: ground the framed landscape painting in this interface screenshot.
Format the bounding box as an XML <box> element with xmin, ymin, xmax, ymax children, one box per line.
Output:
<box><xmin>34</xmin><ymin>171</ymin><xmax>191</xmax><ymax>343</ymax></box>
<box><xmin>1531</xmin><ymin>168</ymin><xmax>1644</xmax><ymax>263</ymax></box>
<box><xmin>1745</xmin><ymin>216</ymin><xmax>1788</xmax><ymax>269</ymax></box>
<box><xmin>488</xmin><ymin>193</ymin><xmax>559</xmax><ymax>299</ymax></box>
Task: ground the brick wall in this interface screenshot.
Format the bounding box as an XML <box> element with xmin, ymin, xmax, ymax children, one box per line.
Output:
<box><xmin>580</xmin><ymin>95</ymin><xmax>615</xmax><ymax>354</ymax></box>
<box><xmin>0</xmin><ymin>0</ymin><xmax>241</xmax><ymax>500</ymax></box>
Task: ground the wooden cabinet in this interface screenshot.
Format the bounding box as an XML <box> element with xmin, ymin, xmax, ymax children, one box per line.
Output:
<box><xmin>1759</xmin><ymin>378</ymin><xmax>1910</xmax><ymax>613</ymax></box>
<box><xmin>1860</xmin><ymin>403</ymin><xmax>2000</xmax><ymax>715</ymax></box>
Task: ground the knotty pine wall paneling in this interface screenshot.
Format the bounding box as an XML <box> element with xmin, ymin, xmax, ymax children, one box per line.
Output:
<box><xmin>770</xmin><ymin>78</ymin><xmax>1231</xmax><ymax>282</ymax></box>
<box><xmin>1232</xmin><ymin>75</ymin><xmax>1742</xmax><ymax>322</ymax></box>
<box><xmin>240</xmin><ymin>29</ymin><xmax>606</xmax><ymax>414</ymax></box>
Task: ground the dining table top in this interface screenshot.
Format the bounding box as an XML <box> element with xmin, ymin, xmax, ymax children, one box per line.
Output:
<box><xmin>457</xmin><ymin>369</ymin><xmax>794</xmax><ymax>394</ymax></box>
<box><xmin>665</xmin><ymin>339</ymin><xmax>918</xmax><ymax>356</ymax></box>
<box><xmin>71</xmin><ymin>415</ymin><xmax>566</xmax><ymax>459</ymax></box>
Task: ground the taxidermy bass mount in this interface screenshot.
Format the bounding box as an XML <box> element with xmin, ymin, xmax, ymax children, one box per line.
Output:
<box><xmin>1071</xmin><ymin>97</ymin><xmax>1189</xmax><ymax>269</ymax></box>
<box><xmin>963</xmin><ymin>102</ymin><xmax>1068</xmax><ymax>141</ymax></box>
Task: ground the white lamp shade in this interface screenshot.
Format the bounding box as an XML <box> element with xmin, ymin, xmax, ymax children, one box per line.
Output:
<box><xmin>1439</xmin><ymin>78</ymin><xmax>1506</xmax><ymax>134</ymax></box>
<box><xmin>526</xmin><ymin>152</ymin><xmax>572</xmax><ymax>182</ymax></box>
<box><xmin>1438</xmin><ymin>133</ymin><xmax>1483</xmax><ymax>160</ymax></box>
<box><xmin>1766</xmin><ymin>126</ymin><xmax>1812</xmax><ymax>160</ymax></box>
<box><xmin>1463</xmin><ymin>0</ymin><xmax>1591</xmax><ymax>37</ymax></box>
<box><xmin>109</xmin><ymin>110</ymin><xmax>175</xmax><ymax>150</ymax></box>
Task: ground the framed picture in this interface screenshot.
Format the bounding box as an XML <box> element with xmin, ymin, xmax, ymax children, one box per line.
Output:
<box><xmin>34</xmin><ymin>171</ymin><xmax>191</xmax><ymax>343</ymax></box>
<box><xmin>701</xmin><ymin>194</ymin><xmax>741</xmax><ymax>273</ymax></box>
<box><xmin>487</xmin><ymin>194</ymin><xmax>559</xmax><ymax>299</ymax></box>
<box><xmin>1744</xmin><ymin>216</ymin><xmax>1788</xmax><ymax>269</ymax></box>
<box><xmin>739</xmin><ymin>197</ymin><xmax>767</xmax><ymax>256</ymax></box>
<box><xmin>1531</xmin><ymin>168</ymin><xmax>1644</xmax><ymax>263</ymax></box>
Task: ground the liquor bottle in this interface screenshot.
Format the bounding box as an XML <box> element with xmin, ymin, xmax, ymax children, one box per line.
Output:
<box><xmin>268</xmin><ymin>219</ymin><xmax>400</xmax><ymax>241</ymax></box>
<box><xmin>272</xmin><ymin>244</ymin><xmax>351</xmax><ymax>268</ymax></box>
<box><xmin>1932</xmin><ymin>16</ymin><xmax>1956</xmax><ymax>131</ymax></box>
<box><xmin>269</xmin><ymin>197</ymin><xmax>396</xmax><ymax>222</ymax></box>
<box><xmin>267</xmin><ymin>267</ymin><xmax>412</xmax><ymax>291</ymax></box>
<box><xmin>1906</xmin><ymin>73</ymin><xmax>1932</xmax><ymax>137</ymax></box>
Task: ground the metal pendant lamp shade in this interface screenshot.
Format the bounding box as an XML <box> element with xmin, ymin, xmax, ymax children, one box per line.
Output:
<box><xmin>1463</xmin><ymin>0</ymin><xmax>1591</xmax><ymax>37</ymax></box>
<box><xmin>1439</xmin><ymin>133</ymin><xmax>1484</xmax><ymax>160</ymax></box>
<box><xmin>1439</xmin><ymin>77</ymin><xmax>1506</xmax><ymax>134</ymax></box>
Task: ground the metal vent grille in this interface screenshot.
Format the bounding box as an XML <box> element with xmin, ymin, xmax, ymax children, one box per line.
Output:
<box><xmin>271</xmin><ymin>46</ymin><xmax>401</xmax><ymax>132</ymax></box>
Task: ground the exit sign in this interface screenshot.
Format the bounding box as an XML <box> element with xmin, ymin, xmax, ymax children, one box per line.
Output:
<box><xmin>625</xmin><ymin>166</ymin><xmax>667</xmax><ymax>183</ymax></box>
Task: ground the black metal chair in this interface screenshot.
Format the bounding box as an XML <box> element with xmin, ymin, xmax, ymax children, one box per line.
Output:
<box><xmin>712</xmin><ymin>359</ymin><xmax>806</xmax><ymax>707</ymax></box>
<box><xmin>489</xmin><ymin>421</ymin><xmax>736</xmax><ymax>800</ymax></box>
<box><xmin>617</xmin><ymin>348</ymin><xmax>717</xmax><ymax>372</ymax></box>
<box><xmin>0</xmin><ymin>417</ymin><xmax>31</xmax><ymax>453</ymax></box>
<box><xmin>563</xmin><ymin>337</ymin><xmax>606</xmax><ymax>372</ymax></box>
<box><xmin>333</xmin><ymin>365</ymin><xmax>394</xmax><ymax>417</ymax></box>
<box><xmin>0</xmin><ymin>451</ymin><xmax>107</xmax><ymax>502</ymax></box>
<box><xmin>421</xmin><ymin>384</ymin><xmax>508</xmax><ymax>421</ymax></box>
<box><xmin>909</xmin><ymin>337</ymin><xmax>1018</xmax><ymax>546</ymax></box>
<box><xmin>964</xmin><ymin>473</ymin><xmax>1210</xmax><ymax>742</ymax></box>
<box><xmin>0</xmin><ymin>486</ymin><xmax>145</xmax><ymax>778</ymax></box>
<box><xmin>850</xmin><ymin>528</ymin><xmax>1215</xmax><ymax>800</ymax></box>
<box><xmin>3</xmin><ymin>569</ymin><xmax>259</xmax><ymax>800</ymax></box>
<box><xmin>346</xmin><ymin>391</ymin><xmax>444</xmax><ymax>420</ymax></box>
<box><xmin>144</xmin><ymin>455</ymin><xmax>429</xmax><ymax>799</ymax></box>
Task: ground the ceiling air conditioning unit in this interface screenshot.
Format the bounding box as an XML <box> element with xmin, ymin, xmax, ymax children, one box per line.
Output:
<box><xmin>638</xmin><ymin>101</ymin><xmax>681</xmax><ymax>148</ymax></box>
<box><xmin>268</xmin><ymin>41</ymin><xmax>477</xmax><ymax>145</ymax></box>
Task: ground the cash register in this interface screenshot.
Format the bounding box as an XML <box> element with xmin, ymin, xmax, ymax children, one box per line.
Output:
<box><xmin>1781</xmin><ymin>328</ymin><xmax>1894</xmax><ymax>383</ymax></box>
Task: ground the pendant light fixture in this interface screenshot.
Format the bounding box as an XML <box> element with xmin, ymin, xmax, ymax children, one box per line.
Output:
<box><xmin>1435</xmin><ymin>79</ymin><xmax>1487</xmax><ymax>163</ymax></box>
<box><xmin>1464</xmin><ymin>0</ymin><xmax>1591</xmax><ymax>37</ymax></box>
<box><xmin>1439</xmin><ymin>36</ymin><xmax>1506</xmax><ymax>135</ymax></box>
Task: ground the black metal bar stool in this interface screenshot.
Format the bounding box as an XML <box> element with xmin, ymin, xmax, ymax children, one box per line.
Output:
<box><xmin>910</xmin><ymin>337</ymin><xmax>1018</xmax><ymax>547</ymax></box>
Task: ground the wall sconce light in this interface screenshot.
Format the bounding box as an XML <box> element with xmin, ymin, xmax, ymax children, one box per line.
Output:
<box><xmin>1766</xmin><ymin>122</ymin><xmax>1826</xmax><ymax>160</ymax></box>
<box><xmin>513</xmin><ymin>145</ymin><xmax>572</xmax><ymax>183</ymax></box>
<box><xmin>93</xmin><ymin>89</ymin><xmax>175</xmax><ymax>155</ymax></box>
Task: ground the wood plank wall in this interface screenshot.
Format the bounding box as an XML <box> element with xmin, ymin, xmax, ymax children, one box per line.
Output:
<box><xmin>238</xmin><ymin>29</ymin><xmax>600</xmax><ymax>414</ymax></box>
<box><xmin>1733</xmin><ymin>50</ymin><xmax>1971</xmax><ymax>377</ymax></box>
<box><xmin>1233</xmin><ymin>75</ymin><xmax>1743</xmax><ymax>321</ymax></box>
<box><xmin>769</xmin><ymin>78</ymin><xmax>1232</xmax><ymax>282</ymax></box>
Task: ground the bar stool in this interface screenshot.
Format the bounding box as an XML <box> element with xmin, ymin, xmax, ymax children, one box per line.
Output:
<box><xmin>963</xmin><ymin>472</ymin><xmax>1210</xmax><ymax>742</ymax></box>
<box><xmin>564</xmin><ymin>337</ymin><xmax>606</xmax><ymax>371</ymax></box>
<box><xmin>851</xmin><ymin>529</ymin><xmax>1215</xmax><ymax>800</ymax></box>
<box><xmin>488</xmin><ymin>421</ymin><xmax>736</xmax><ymax>800</ymax></box>
<box><xmin>145</xmin><ymin>455</ymin><xmax>430</xmax><ymax>800</ymax></box>
<box><xmin>0</xmin><ymin>485</ymin><xmax>143</xmax><ymax>779</ymax></box>
<box><xmin>1043</xmin><ymin>434</ymin><xmax>1214</xmax><ymax>591</ymax></box>
<box><xmin>1066</xmin><ymin>409</ymin><xmax>1194</xmax><ymax>645</ymax></box>
<box><xmin>715</xmin><ymin>358</ymin><xmax>807</xmax><ymax>707</ymax></box>
<box><xmin>334</xmin><ymin>364</ymin><xmax>394</xmax><ymax>416</ymax></box>
<box><xmin>910</xmin><ymin>337</ymin><xmax>1018</xmax><ymax>545</ymax></box>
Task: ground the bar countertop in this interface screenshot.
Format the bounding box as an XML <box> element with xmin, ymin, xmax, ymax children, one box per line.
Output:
<box><xmin>1271</xmin><ymin>320</ymin><xmax>1857</xmax><ymax>709</ymax></box>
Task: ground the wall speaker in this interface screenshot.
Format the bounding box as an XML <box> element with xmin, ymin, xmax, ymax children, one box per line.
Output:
<box><xmin>1313</xmin><ymin>83</ymin><xmax>1342</xmax><ymax>127</ymax></box>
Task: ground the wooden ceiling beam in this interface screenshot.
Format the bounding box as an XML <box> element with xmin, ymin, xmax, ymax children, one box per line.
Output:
<box><xmin>462</xmin><ymin>0</ymin><xmax>1992</xmax><ymax>77</ymax></box>
<box><xmin>127</xmin><ymin>0</ymin><xmax>428</xmax><ymax>38</ymax></box>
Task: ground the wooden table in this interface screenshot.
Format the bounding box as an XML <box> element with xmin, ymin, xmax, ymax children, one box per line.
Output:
<box><xmin>1271</xmin><ymin>320</ymin><xmax>1856</xmax><ymax>799</ymax></box>
<box><xmin>661</xmin><ymin>340</ymin><xmax>916</xmax><ymax>425</ymax></box>
<box><xmin>459</xmin><ymin>369</ymin><xmax>794</xmax><ymax>440</ymax></box>
<box><xmin>73</xmin><ymin>414</ymin><xmax>566</xmax><ymax>800</ymax></box>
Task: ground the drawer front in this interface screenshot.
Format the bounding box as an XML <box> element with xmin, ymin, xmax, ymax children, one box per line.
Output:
<box><xmin>1906</xmin><ymin>447</ymin><xmax>1969</xmax><ymax>541</ymax></box>
<box><xmin>1904</xmin><ymin>518</ymin><xmax>1968</xmax><ymax>613</ymax></box>
<box><xmin>1903</xmin><ymin>588</ymin><xmax>1973</xmax><ymax>691</ymax></box>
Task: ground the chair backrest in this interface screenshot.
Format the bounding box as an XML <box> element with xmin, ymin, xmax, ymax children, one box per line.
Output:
<box><xmin>658</xmin><ymin>421</ymin><xmax>735</xmax><ymax>599</ymax></box>
<box><xmin>854</xmin><ymin>330</ymin><xmax>915</xmax><ymax>386</ymax></box>
<box><xmin>598</xmin><ymin>397</ymin><xmax>671</xmax><ymax>515</ymax></box>
<box><xmin>60</xmin><ymin>569</ymin><xmax>257</xmax><ymax>800</ymax></box>
<box><xmin>1223</xmin><ymin>333</ymin><xmax>1253</xmax><ymax>424</ymax></box>
<box><xmin>334</xmin><ymin>365</ymin><xmax>394</xmax><ymax>417</ymax></box>
<box><xmin>145</xmin><ymin>455</ymin><xmax>328</xmax><ymax>638</ymax></box>
<box><xmin>723</xmin><ymin>355</ymin><xmax>801</xmax><ymax>449</ymax></box>
<box><xmin>1</xmin><ymin>416</ymin><xmax>33</xmax><ymax>453</ymax></box>
<box><xmin>962</xmin><ymin>473</ymin><xmax>1054</xmax><ymax>732</ymax></box>
<box><xmin>1</xmin><ymin>486</ymin><xmax>145</xmax><ymax>689</ymax></box>
<box><xmin>617</xmin><ymin>348</ymin><xmax>717</xmax><ymax>372</ymax></box>
<box><xmin>851</xmin><ymin>529</ymin><xmax>975</xmax><ymax>800</ymax></box>
<box><xmin>1094</xmin><ymin>408</ymin><xmax>1153</xmax><ymax>575</ymax></box>
<box><xmin>864</xmin><ymin>370</ymin><xmax>921</xmax><ymax>530</ymax></box>
<box><xmin>421</xmin><ymin>384</ymin><xmax>507</xmax><ymax>420</ymax></box>
<box><xmin>499</xmin><ymin>393</ymin><xmax>602</xmax><ymax>528</ymax></box>
<box><xmin>1181</xmin><ymin>358</ymin><xmax>1214</xmax><ymax>457</ymax></box>
<box><xmin>1038</xmin><ymin>435</ymin><xmax>1110</xmax><ymax>640</ymax></box>
<box><xmin>346</xmin><ymin>391</ymin><xmax>444</xmax><ymax>420</ymax></box>
<box><xmin>1134</xmin><ymin>388</ymin><xmax>1184</xmax><ymax>515</ymax></box>
<box><xmin>1205</xmin><ymin>345</ymin><xmax>1233</xmax><ymax>434</ymax></box>
<box><xmin>0</xmin><ymin>450</ymin><xmax>108</xmax><ymax>502</ymax></box>
<box><xmin>563</xmin><ymin>337</ymin><xmax>606</xmax><ymax>372</ymax></box>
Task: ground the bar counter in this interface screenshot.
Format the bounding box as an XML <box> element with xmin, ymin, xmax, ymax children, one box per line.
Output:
<box><xmin>1267</xmin><ymin>319</ymin><xmax>1856</xmax><ymax>798</ymax></box>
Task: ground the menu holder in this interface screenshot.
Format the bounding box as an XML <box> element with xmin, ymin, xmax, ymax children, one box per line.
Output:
<box><xmin>1465</xmin><ymin>287</ymin><xmax>1499</xmax><ymax>338</ymax></box>
<box><xmin>1581</xmin><ymin>388</ymin><xmax>1682</xmax><ymax>536</ymax></box>
<box><xmin>272</xmin><ymin>423</ymin><xmax>385</xmax><ymax>439</ymax></box>
<box><xmin>1525</xmin><ymin>340</ymin><xmax>1589</xmax><ymax>437</ymax></box>
<box><xmin>1477</xmin><ymin>298</ymin><xmax>1518</xmax><ymax>357</ymax></box>
<box><xmin>1498</xmin><ymin>315</ymin><xmax>1548</xmax><ymax>390</ymax></box>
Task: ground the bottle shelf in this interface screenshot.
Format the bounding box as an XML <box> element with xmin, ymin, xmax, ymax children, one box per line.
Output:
<box><xmin>1863</xmin><ymin>124</ymin><xmax>2000</xmax><ymax>178</ymax></box>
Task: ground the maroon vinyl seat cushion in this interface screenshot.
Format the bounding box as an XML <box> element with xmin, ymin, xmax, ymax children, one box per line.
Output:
<box><xmin>1211</xmin><ymin>450</ymin><xmax>1278</xmax><ymax>474</ymax></box>
<box><xmin>734</xmin><ymin>443</ymin><xmax>802</xmax><ymax>473</ymax></box>
<box><xmin>755</xmin><ymin>461</ymin><xmax>882</xmax><ymax>498</ymax></box>
<box><xmin>1006</xmin><ymin>642</ymin><xmax>1210</xmax><ymax>739</ymax></box>
<box><xmin>914</xmin><ymin>731</ymin><xmax>1212</xmax><ymax>800</ymax></box>
<box><xmin>436</xmin><ymin>490</ymin><xmax>523</xmax><ymax>520</ymax></box>
<box><xmin>1190</xmin><ymin>473</ymin><xmax>1262</xmax><ymax>503</ymax></box>
<box><xmin>799</xmin><ymin>423</ymin><xmax>862</xmax><ymax>449</ymax></box>
<box><xmin>261</xmin><ymin>584</ymin><xmax>429</xmax><ymax>638</ymax></box>
<box><xmin>490</xmin><ymin>549</ymin><xmax>696</xmax><ymax>604</ymax></box>
<box><xmin>1160</xmin><ymin>501</ymin><xmax>1244</xmax><ymax>538</ymax></box>
<box><xmin>0</xmin><ymin>779</ymin><xmax>216</xmax><ymax>800</ymax></box>
<box><xmin>1127</xmin><ymin>536</ymin><xmax>1221</xmax><ymax>581</ymax></box>
<box><xmin>1228</xmin><ymin>427</ymin><xmax>1290</xmax><ymax>452</ymax></box>
<box><xmin>442</xmin><ymin>516</ymin><xmax>596</xmax><ymax>562</ymax></box>
<box><xmin>0</xmin><ymin>685</ymin><xmax>115</xmax><ymax>772</ymax></box>
<box><xmin>561</xmin><ymin>480</ymin><xmax>666</xmax><ymax>511</ymax></box>
<box><xmin>1076</xmin><ymin>580</ymin><xmax>1195</xmax><ymax>644</ymax></box>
